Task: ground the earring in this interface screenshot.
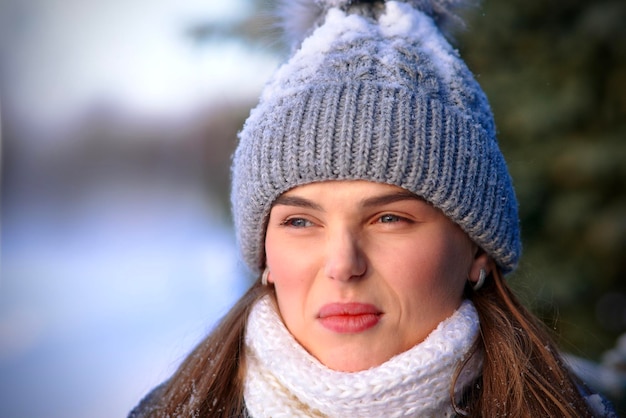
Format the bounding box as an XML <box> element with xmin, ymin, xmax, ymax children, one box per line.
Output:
<box><xmin>472</xmin><ymin>269</ymin><xmax>486</xmax><ymax>291</ymax></box>
<box><xmin>261</xmin><ymin>268</ymin><xmax>270</xmax><ymax>286</ymax></box>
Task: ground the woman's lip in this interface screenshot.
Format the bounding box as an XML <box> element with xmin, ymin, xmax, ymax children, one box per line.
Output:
<box><xmin>318</xmin><ymin>303</ymin><xmax>381</xmax><ymax>317</ymax></box>
<box><xmin>318</xmin><ymin>303</ymin><xmax>382</xmax><ymax>334</ymax></box>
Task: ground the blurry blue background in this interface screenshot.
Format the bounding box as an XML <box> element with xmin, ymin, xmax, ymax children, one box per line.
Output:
<box><xmin>0</xmin><ymin>0</ymin><xmax>278</xmax><ymax>416</ymax></box>
<box><xmin>1</xmin><ymin>0</ymin><xmax>625</xmax><ymax>416</ymax></box>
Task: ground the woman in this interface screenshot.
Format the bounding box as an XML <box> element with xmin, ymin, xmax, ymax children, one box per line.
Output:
<box><xmin>130</xmin><ymin>0</ymin><xmax>615</xmax><ymax>416</ymax></box>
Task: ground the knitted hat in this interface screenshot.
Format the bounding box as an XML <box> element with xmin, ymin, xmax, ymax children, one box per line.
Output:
<box><xmin>231</xmin><ymin>0</ymin><xmax>520</xmax><ymax>275</ymax></box>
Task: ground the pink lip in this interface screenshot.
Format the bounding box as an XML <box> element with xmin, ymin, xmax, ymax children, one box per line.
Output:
<box><xmin>318</xmin><ymin>303</ymin><xmax>382</xmax><ymax>334</ymax></box>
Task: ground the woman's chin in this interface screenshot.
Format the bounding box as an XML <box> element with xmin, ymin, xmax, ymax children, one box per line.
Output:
<box><xmin>315</xmin><ymin>350</ymin><xmax>394</xmax><ymax>373</ymax></box>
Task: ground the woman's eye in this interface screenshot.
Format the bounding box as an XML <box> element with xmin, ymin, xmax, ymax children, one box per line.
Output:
<box><xmin>283</xmin><ymin>218</ymin><xmax>313</xmax><ymax>228</ymax></box>
<box><xmin>379</xmin><ymin>214</ymin><xmax>401</xmax><ymax>223</ymax></box>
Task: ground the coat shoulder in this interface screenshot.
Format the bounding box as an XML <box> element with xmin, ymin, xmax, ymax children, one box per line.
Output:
<box><xmin>128</xmin><ymin>382</ymin><xmax>168</xmax><ymax>418</ymax></box>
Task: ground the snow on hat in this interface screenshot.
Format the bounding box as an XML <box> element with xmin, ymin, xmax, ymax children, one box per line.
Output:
<box><xmin>231</xmin><ymin>0</ymin><xmax>521</xmax><ymax>276</ymax></box>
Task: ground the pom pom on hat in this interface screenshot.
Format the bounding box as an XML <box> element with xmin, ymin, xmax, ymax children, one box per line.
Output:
<box><xmin>276</xmin><ymin>0</ymin><xmax>474</xmax><ymax>49</ymax></box>
<box><xmin>232</xmin><ymin>0</ymin><xmax>521</xmax><ymax>276</ymax></box>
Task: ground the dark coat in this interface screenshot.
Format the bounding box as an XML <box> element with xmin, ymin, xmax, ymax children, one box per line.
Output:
<box><xmin>129</xmin><ymin>380</ymin><xmax>618</xmax><ymax>418</ymax></box>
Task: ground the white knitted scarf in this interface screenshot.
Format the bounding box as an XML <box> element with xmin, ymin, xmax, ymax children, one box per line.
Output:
<box><xmin>243</xmin><ymin>296</ymin><xmax>482</xmax><ymax>418</ymax></box>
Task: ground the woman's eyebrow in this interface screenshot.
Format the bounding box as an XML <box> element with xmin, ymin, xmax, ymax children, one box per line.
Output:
<box><xmin>273</xmin><ymin>195</ymin><xmax>323</xmax><ymax>211</ymax></box>
<box><xmin>273</xmin><ymin>190</ymin><xmax>423</xmax><ymax>210</ymax></box>
<box><xmin>361</xmin><ymin>191</ymin><xmax>424</xmax><ymax>208</ymax></box>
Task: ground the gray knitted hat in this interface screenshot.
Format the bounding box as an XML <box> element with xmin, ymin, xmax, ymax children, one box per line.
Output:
<box><xmin>231</xmin><ymin>0</ymin><xmax>520</xmax><ymax>275</ymax></box>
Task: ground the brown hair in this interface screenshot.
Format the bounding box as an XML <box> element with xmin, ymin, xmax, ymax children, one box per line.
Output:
<box><xmin>455</xmin><ymin>267</ymin><xmax>594</xmax><ymax>417</ymax></box>
<box><xmin>144</xmin><ymin>281</ymin><xmax>269</xmax><ymax>417</ymax></box>
<box><xmin>144</xmin><ymin>272</ymin><xmax>594</xmax><ymax>417</ymax></box>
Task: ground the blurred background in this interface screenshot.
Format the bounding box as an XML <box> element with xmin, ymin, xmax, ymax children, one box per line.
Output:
<box><xmin>0</xmin><ymin>0</ymin><xmax>624</xmax><ymax>416</ymax></box>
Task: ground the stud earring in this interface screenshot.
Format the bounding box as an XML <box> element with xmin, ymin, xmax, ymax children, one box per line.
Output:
<box><xmin>261</xmin><ymin>268</ymin><xmax>270</xmax><ymax>286</ymax></box>
<box><xmin>472</xmin><ymin>269</ymin><xmax>486</xmax><ymax>291</ymax></box>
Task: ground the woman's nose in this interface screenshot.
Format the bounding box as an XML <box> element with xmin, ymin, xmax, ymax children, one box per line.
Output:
<box><xmin>323</xmin><ymin>229</ymin><xmax>367</xmax><ymax>282</ymax></box>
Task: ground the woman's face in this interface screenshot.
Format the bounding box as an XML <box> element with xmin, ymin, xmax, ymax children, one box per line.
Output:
<box><xmin>264</xmin><ymin>180</ymin><xmax>479</xmax><ymax>372</ymax></box>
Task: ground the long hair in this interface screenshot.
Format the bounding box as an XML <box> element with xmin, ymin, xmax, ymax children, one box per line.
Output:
<box><xmin>146</xmin><ymin>271</ymin><xmax>594</xmax><ymax>417</ymax></box>
<box><xmin>146</xmin><ymin>281</ymin><xmax>269</xmax><ymax>417</ymax></box>
<box><xmin>455</xmin><ymin>267</ymin><xmax>595</xmax><ymax>417</ymax></box>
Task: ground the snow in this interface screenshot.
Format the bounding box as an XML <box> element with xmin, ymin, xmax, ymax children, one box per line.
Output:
<box><xmin>380</xmin><ymin>2</ymin><xmax>458</xmax><ymax>89</ymax></box>
<box><xmin>262</xmin><ymin>1</ymin><xmax>460</xmax><ymax>101</ymax></box>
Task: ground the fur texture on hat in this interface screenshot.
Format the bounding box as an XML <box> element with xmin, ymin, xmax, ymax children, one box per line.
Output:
<box><xmin>231</xmin><ymin>0</ymin><xmax>520</xmax><ymax>276</ymax></box>
<box><xmin>276</xmin><ymin>0</ymin><xmax>473</xmax><ymax>50</ymax></box>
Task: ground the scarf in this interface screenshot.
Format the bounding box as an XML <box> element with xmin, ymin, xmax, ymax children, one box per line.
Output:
<box><xmin>243</xmin><ymin>296</ymin><xmax>482</xmax><ymax>418</ymax></box>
